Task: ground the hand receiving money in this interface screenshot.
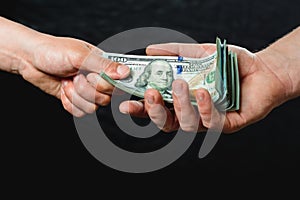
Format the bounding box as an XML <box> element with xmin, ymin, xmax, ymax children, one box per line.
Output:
<box><xmin>100</xmin><ymin>38</ymin><xmax>240</xmax><ymax>111</ymax></box>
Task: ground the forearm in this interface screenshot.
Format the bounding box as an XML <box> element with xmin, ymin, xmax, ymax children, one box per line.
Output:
<box><xmin>0</xmin><ymin>17</ymin><xmax>45</xmax><ymax>74</ymax></box>
<box><xmin>256</xmin><ymin>26</ymin><xmax>300</xmax><ymax>100</ymax></box>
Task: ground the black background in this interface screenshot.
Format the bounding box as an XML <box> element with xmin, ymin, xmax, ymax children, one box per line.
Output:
<box><xmin>1</xmin><ymin>0</ymin><xmax>300</xmax><ymax>195</ymax></box>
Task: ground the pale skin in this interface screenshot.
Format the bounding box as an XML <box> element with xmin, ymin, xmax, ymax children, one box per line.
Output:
<box><xmin>119</xmin><ymin>26</ymin><xmax>300</xmax><ymax>133</ymax></box>
<box><xmin>0</xmin><ymin>17</ymin><xmax>130</xmax><ymax>117</ymax></box>
<box><xmin>2</xmin><ymin>16</ymin><xmax>300</xmax><ymax>133</ymax></box>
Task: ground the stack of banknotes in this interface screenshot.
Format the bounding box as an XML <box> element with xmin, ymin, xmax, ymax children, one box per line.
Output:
<box><xmin>100</xmin><ymin>38</ymin><xmax>240</xmax><ymax>111</ymax></box>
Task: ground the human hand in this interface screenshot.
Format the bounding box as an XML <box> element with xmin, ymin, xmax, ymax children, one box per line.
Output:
<box><xmin>19</xmin><ymin>34</ymin><xmax>130</xmax><ymax>117</ymax></box>
<box><xmin>119</xmin><ymin>43</ymin><xmax>292</xmax><ymax>133</ymax></box>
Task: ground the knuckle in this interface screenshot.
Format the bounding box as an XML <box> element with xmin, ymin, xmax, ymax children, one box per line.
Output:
<box><xmin>202</xmin><ymin>120</ymin><xmax>211</xmax><ymax>129</ymax></box>
<box><xmin>94</xmin><ymin>82</ymin><xmax>104</xmax><ymax>91</ymax></box>
<box><xmin>97</xmin><ymin>95</ymin><xmax>111</xmax><ymax>106</ymax></box>
<box><xmin>84</xmin><ymin>105</ymin><xmax>97</xmax><ymax>114</ymax></box>
<box><xmin>72</xmin><ymin>52</ymin><xmax>87</xmax><ymax>70</ymax></box>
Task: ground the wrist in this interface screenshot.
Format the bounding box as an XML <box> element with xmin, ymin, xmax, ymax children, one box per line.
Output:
<box><xmin>0</xmin><ymin>17</ymin><xmax>45</xmax><ymax>74</ymax></box>
<box><xmin>256</xmin><ymin>27</ymin><xmax>300</xmax><ymax>102</ymax></box>
<box><xmin>268</xmin><ymin>27</ymin><xmax>300</xmax><ymax>98</ymax></box>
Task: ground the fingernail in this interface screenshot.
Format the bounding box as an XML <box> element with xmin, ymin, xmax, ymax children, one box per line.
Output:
<box><xmin>196</xmin><ymin>91</ymin><xmax>205</xmax><ymax>102</ymax></box>
<box><xmin>119</xmin><ymin>103</ymin><xmax>129</xmax><ymax>114</ymax></box>
<box><xmin>117</xmin><ymin>64</ymin><xmax>129</xmax><ymax>75</ymax></box>
<box><xmin>61</xmin><ymin>80</ymin><xmax>68</xmax><ymax>88</ymax></box>
<box><xmin>147</xmin><ymin>95</ymin><xmax>154</xmax><ymax>104</ymax></box>
<box><xmin>73</xmin><ymin>75</ymin><xmax>80</xmax><ymax>83</ymax></box>
<box><xmin>173</xmin><ymin>82</ymin><xmax>183</xmax><ymax>95</ymax></box>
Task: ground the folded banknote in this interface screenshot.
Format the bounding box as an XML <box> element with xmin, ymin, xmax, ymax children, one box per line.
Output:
<box><xmin>100</xmin><ymin>38</ymin><xmax>240</xmax><ymax>111</ymax></box>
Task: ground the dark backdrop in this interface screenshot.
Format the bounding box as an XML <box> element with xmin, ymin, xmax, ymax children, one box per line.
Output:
<box><xmin>1</xmin><ymin>0</ymin><xmax>300</xmax><ymax>195</ymax></box>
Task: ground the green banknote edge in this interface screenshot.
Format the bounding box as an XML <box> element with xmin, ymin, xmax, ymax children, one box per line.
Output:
<box><xmin>215</xmin><ymin>37</ymin><xmax>224</xmax><ymax>104</ymax></box>
<box><xmin>225</xmin><ymin>51</ymin><xmax>236</xmax><ymax>111</ymax></box>
<box><xmin>216</xmin><ymin>39</ymin><xmax>229</xmax><ymax>107</ymax></box>
<box><xmin>233</xmin><ymin>53</ymin><xmax>240</xmax><ymax>110</ymax></box>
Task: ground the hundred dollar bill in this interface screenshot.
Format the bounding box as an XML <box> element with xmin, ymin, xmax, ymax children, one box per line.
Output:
<box><xmin>100</xmin><ymin>51</ymin><xmax>221</xmax><ymax>104</ymax></box>
<box><xmin>99</xmin><ymin>38</ymin><xmax>240</xmax><ymax>111</ymax></box>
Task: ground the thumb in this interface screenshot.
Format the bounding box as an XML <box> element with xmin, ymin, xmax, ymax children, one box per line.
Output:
<box><xmin>146</xmin><ymin>43</ymin><xmax>180</xmax><ymax>56</ymax></box>
<box><xmin>146</xmin><ymin>43</ymin><xmax>216</xmax><ymax>57</ymax></box>
<box><xmin>80</xmin><ymin>47</ymin><xmax>130</xmax><ymax>79</ymax></box>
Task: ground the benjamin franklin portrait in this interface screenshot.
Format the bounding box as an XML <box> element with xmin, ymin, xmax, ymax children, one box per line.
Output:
<box><xmin>135</xmin><ymin>60</ymin><xmax>174</xmax><ymax>98</ymax></box>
